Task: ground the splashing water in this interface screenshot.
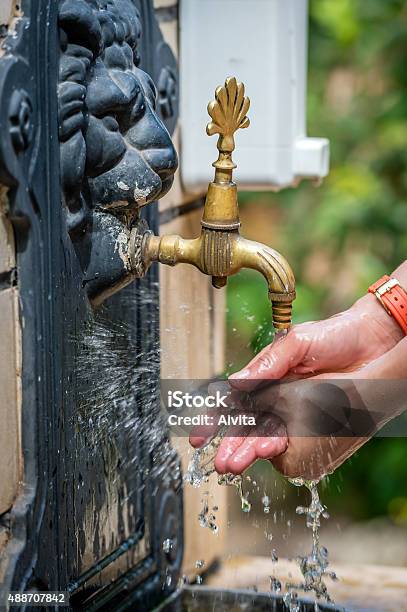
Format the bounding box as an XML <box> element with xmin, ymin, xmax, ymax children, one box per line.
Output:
<box><xmin>197</xmin><ymin>491</ymin><xmax>219</xmax><ymax>534</ymax></box>
<box><xmin>213</xmin><ymin>472</ymin><xmax>335</xmax><ymax>610</ymax></box>
<box><xmin>218</xmin><ymin>473</ymin><xmax>252</xmax><ymax>513</ymax></box>
<box><xmin>283</xmin><ymin>478</ymin><xmax>337</xmax><ymax>609</ymax></box>
<box><xmin>274</xmin><ymin>328</ymin><xmax>289</xmax><ymax>342</ymax></box>
<box><xmin>185</xmin><ymin>429</ymin><xmax>252</xmax><ymax>533</ymax></box>
<box><xmin>69</xmin><ymin>282</ymin><xmax>185</xmax><ymax>572</ymax></box>
<box><xmin>283</xmin><ymin>590</ymin><xmax>300</xmax><ymax>612</ymax></box>
<box><xmin>269</xmin><ymin>548</ymin><xmax>282</xmax><ymax>594</ymax></box>
<box><xmin>177</xmin><ymin>574</ymin><xmax>189</xmax><ymax>589</ymax></box>
<box><xmin>74</xmin><ymin>283</ymin><xmax>164</xmax><ymax>455</ymax></box>
<box><xmin>183</xmin><ymin>323</ymin><xmax>338</xmax><ymax>609</ymax></box>
<box><xmin>262</xmin><ymin>494</ymin><xmax>270</xmax><ymax>514</ymax></box>
<box><xmin>184</xmin><ymin>428</ymin><xmax>227</xmax><ymax>488</ymax></box>
<box><xmin>162</xmin><ymin>538</ymin><xmax>173</xmax><ymax>554</ymax></box>
<box><xmin>185</xmin><ymin>431</ymin><xmax>221</xmax><ymax>534</ymax></box>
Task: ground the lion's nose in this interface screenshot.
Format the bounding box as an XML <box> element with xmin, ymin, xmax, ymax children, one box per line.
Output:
<box><xmin>142</xmin><ymin>145</ymin><xmax>178</xmax><ymax>181</ymax></box>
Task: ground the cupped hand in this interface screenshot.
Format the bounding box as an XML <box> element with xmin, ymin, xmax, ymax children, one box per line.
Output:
<box><xmin>188</xmin><ymin>384</ymin><xmax>289</xmax><ymax>470</ymax></box>
<box><xmin>213</xmin><ymin>337</ymin><xmax>407</xmax><ymax>479</ymax></box>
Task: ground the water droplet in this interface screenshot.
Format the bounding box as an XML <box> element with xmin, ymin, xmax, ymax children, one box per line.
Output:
<box><xmin>270</xmin><ymin>576</ymin><xmax>281</xmax><ymax>593</ymax></box>
<box><xmin>162</xmin><ymin>538</ymin><xmax>173</xmax><ymax>553</ymax></box>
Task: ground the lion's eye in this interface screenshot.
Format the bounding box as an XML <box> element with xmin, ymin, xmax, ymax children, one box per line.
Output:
<box><xmin>102</xmin><ymin>116</ymin><xmax>120</xmax><ymax>132</ymax></box>
<box><xmin>130</xmin><ymin>94</ymin><xmax>146</xmax><ymax>122</ymax></box>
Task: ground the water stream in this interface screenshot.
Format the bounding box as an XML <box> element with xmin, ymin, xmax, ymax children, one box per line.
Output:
<box><xmin>185</xmin><ymin>428</ymin><xmax>253</xmax><ymax>520</ymax></box>
<box><xmin>284</xmin><ymin>478</ymin><xmax>336</xmax><ymax>610</ymax></box>
<box><xmin>185</xmin><ymin>440</ymin><xmax>336</xmax><ymax>610</ymax></box>
<box><xmin>72</xmin><ymin>265</ymin><xmax>343</xmax><ymax>609</ymax></box>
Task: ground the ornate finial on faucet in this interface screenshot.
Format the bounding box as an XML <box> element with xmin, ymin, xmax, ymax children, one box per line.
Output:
<box><xmin>206</xmin><ymin>77</ymin><xmax>250</xmax><ymax>183</ymax></box>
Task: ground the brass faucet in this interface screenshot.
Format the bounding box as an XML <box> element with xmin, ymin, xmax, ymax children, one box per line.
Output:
<box><xmin>130</xmin><ymin>77</ymin><xmax>295</xmax><ymax>329</ymax></box>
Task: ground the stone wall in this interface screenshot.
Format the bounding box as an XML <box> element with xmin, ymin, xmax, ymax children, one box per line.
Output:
<box><xmin>0</xmin><ymin>0</ymin><xmax>22</xmax><ymax>535</ymax></box>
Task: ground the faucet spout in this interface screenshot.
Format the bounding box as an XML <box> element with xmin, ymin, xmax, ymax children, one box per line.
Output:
<box><xmin>137</xmin><ymin>229</ymin><xmax>295</xmax><ymax>330</ymax></box>
<box><xmin>232</xmin><ymin>235</ymin><xmax>296</xmax><ymax>329</ymax></box>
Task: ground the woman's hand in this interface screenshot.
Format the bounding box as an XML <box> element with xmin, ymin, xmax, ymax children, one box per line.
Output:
<box><xmin>213</xmin><ymin>337</ymin><xmax>407</xmax><ymax>479</ymax></box>
<box><xmin>229</xmin><ymin>293</ymin><xmax>403</xmax><ymax>392</ymax></box>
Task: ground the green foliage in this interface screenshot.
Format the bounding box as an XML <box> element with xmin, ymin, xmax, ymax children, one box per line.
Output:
<box><xmin>312</xmin><ymin>0</ymin><xmax>360</xmax><ymax>46</ymax></box>
<box><xmin>227</xmin><ymin>0</ymin><xmax>407</xmax><ymax>519</ymax></box>
<box><xmin>323</xmin><ymin>437</ymin><xmax>407</xmax><ymax>521</ymax></box>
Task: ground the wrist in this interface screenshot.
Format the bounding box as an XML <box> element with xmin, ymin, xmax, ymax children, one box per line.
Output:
<box><xmin>352</xmin><ymin>292</ymin><xmax>404</xmax><ymax>344</ymax></box>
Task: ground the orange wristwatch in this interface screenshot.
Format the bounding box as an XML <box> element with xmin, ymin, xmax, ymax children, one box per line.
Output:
<box><xmin>368</xmin><ymin>275</ymin><xmax>407</xmax><ymax>335</ymax></box>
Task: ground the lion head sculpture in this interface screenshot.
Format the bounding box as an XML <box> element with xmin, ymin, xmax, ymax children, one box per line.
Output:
<box><xmin>58</xmin><ymin>0</ymin><xmax>178</xmax><ymax>301</ymax></box>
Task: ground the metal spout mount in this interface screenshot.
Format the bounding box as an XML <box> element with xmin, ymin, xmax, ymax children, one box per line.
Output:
<box><xmin>130</xmin><ymin>77</ymin><xmax>296</xmax><ymax>330</ymax></box>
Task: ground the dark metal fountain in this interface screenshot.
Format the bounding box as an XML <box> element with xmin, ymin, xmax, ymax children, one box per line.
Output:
<box><xmin>0</xmin><ymin>1</ymin><xmax>182</xmax><ymax>609</ymax></box>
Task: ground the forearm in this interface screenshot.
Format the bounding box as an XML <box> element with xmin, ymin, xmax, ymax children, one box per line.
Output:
<box><xmin>361</xmin><ymin>335</ymin><xmax>407</xmax><ymax>379</ymax></box>
<box><xmin>351</xmin><ymin>336</ymin><xmax>407</xmax><ymax>434</ymax></box>
<box><xmin>273</xmin><ymin>341</ymin><xmax>407</xmax><ymax>480</ymax></box>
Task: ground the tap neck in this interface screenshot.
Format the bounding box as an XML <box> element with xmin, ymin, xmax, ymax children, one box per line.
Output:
<box><xmin>201</xmin><ymin>181</ymin><xmax>240</xmax><ymax>231</ymax></box>
<box><xmin>212</xmin><ymin>152</ymin><xmax>236</xmax><ymax>184</ymax></box>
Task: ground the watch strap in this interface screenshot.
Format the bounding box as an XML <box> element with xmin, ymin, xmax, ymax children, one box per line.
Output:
<box><xmin>368</xmin><ymin>275</ymin><xmax>407</xmax><ymax>335</ymax></box>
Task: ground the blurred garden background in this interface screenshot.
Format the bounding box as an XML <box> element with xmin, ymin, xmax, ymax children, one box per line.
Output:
<box><xmin>225</xmin><ymin>0</ymin><xmax>407</xmax><ymax>555</ymax></box>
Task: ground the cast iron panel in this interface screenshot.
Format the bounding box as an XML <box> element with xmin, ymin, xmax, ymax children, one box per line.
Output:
<box><xmin>0</xmin><ymin>1</ymin><xmax>182</xmax><ymax>609</ymax></box>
